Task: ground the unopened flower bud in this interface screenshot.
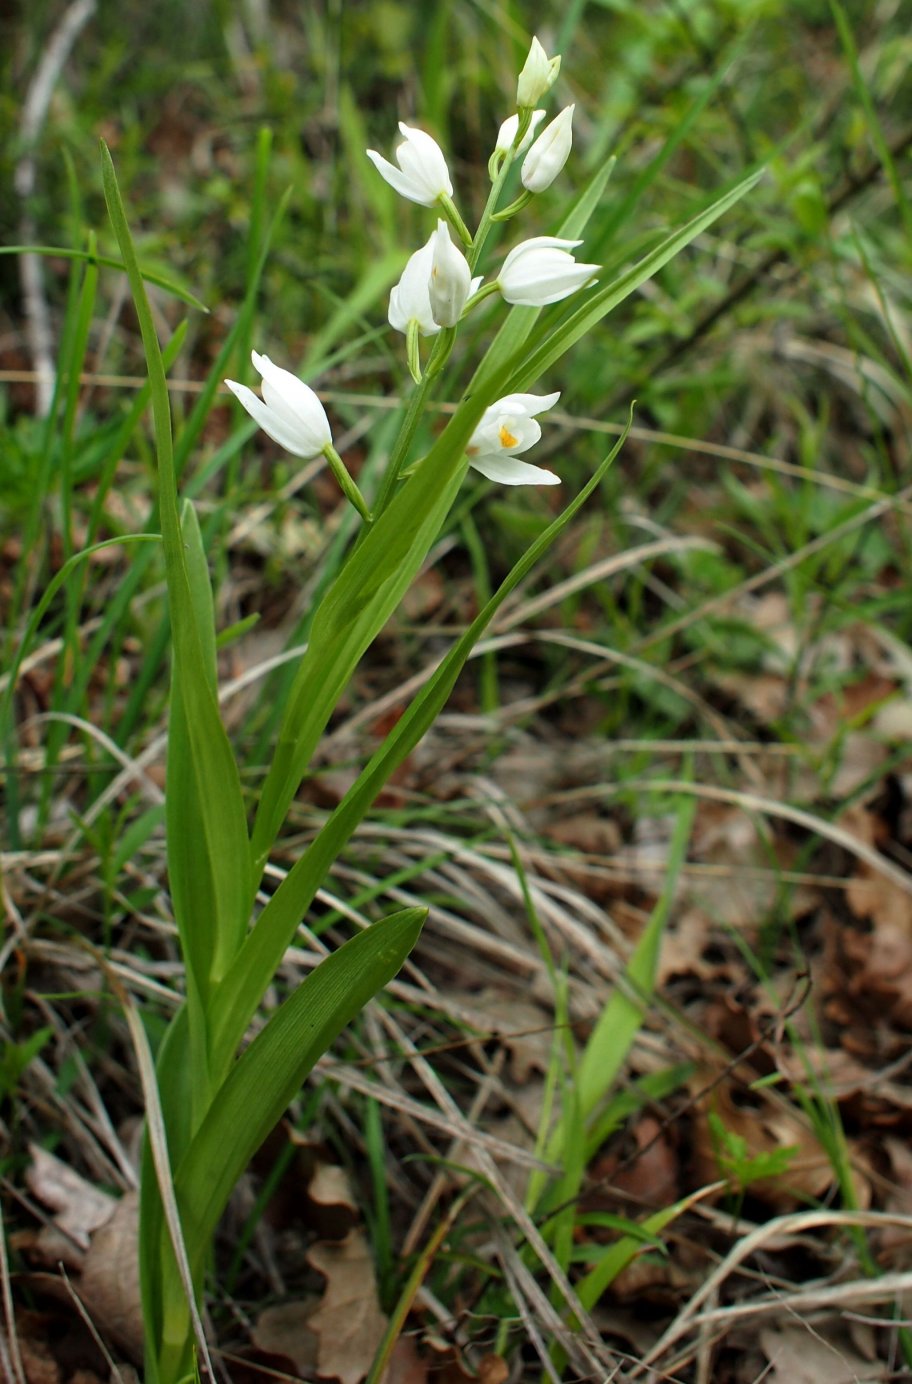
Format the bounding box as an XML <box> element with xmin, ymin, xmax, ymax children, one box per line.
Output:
<box><xmin>521</xmin><ymin>105</ymin><xmax>574</xmax><ymax>193</ymax></box>
<box><xmin>428</xmin><ymin>219</ymin><xmax>473</xmax><ymax>328</ymax></box>
<box><xmin>495</xmin><ymin>109</ymin><xmax>545</xmax><ymax>156</ymax></box>
<box><xmin>516</xmin><ymin>36</ymin><xmax>561</xmax><ymax>108</ymax></box>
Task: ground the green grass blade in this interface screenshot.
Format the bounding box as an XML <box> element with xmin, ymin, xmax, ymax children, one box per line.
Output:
<box><xmin>576</xmin><ymin>783</ymin><xmax>696</xmax><ymax>1139</ymax></box>
<box><xmin>0</xmin><ymin>244</ymin><xmax>208</xmax><ymax>311</ymax></box>
<box><xmin>830</xmin><ymin>0</ymin><xmax>912</xmax><ymax>242</ymax></box>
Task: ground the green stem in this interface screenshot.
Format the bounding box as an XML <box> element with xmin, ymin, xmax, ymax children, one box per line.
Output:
<box><xmin>437</xmin><ymin>191</ymin><xmax>472</xmax><ymax>248</ymax></box>
<box><xmin>461</xmin><ymin>281</ymin><xmax>501</xmax><ymax>315</ymax></box>
<box><xmin>468</xmin><ymin>143</ymin><xmax>518</xmax><ymax>274</ymax></box>
<box><xmin>492</xmin><ymin>188</ymin><xmax>533</xmax><ymax>222</ymax></box>
<box><xmin>322</xmin><ymin>443</ymin><xmax>372</xmax><ymax>523</ymax></box>
<box><xmin>371</xmin><ymin>330</ymin><xmax>451</xmax><ymax>518</ymax></box>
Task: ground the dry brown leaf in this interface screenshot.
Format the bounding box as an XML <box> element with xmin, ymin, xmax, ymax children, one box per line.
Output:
<box><xmin>251</xmin><ymin>1299</ymin><xmax>319</xmax><ymax>1375</ymax></box>
<box><xmin>447</xmin><ymin>987</ymin><xmax>553</xmax><ymax>1083</ymax></box>
<box><xmin>843</xmin><ymin>922</ymin><xmax>912</xmax><ymax>1027</ymax></box>
<box><xmin>306</xmin><ymin>1162</ymin><xmax>359</xmax><ymax>1240</ymax></box>
<box><xmin>79</xmin><ymin>1191</ymin><xmax>143</xmax><ymax>1362</ymax></box>
<box><xmin>382</xmin><ymin>1337</ymin><xmax>428</xmax><ymax>1384</ymax></box>
<box><xmin>759</xmin><ymin>1322</ymin><xmax>887</xmax><ymax>1382</ymax></box>
<box><xmin>544</xmin><ymin>811</ymin><xmax>622</xmax><ymax>857</ymax></box>
<box><xmin>689</xmin><ymin>801</ymin><xmax>782</xmax><ymax>929</ymax></box>
<box><xmin>18</xmin><ymin>1335</ymin><xmax>61</xmax><ymax>1384</ymax></box>
<box><xmin>843</xmin><ymin>806</ymin><xmax>912</xmax><ymax>935</ymax></box>
<box><xmin>25</xmin><ymin>1145</ymin><xmax>117</xmax><ymax>1254</ymax></box>
<box><xmin>657</xmin><ymin>907</ymin><xmax>717</xmax><ymax>984</ymax></box>
<box><xmin>420</xmin><ymin>1341</ymin><xmax>508</xmax><ymax>1384</ymax></box>
<box><xmin>308</xmin><ymin>1230</ymin><xmax>387</xmax><ymax>1384</ymax></box>
<box><xmin>588</xmin><ymin>1115</ymin><xmax>680</xmax><ymax>1210</ymax></box>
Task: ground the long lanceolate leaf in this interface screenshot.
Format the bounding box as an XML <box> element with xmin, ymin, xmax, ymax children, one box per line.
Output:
<box><xmin>101</xmin><ymin>143</ymin><xmax>250</xmax><ymax>1079</ymax></box>
<box><xmin>214</xmin><ymin>416</ymin><xmax>633</xmax><ymax>1066</ymax></box>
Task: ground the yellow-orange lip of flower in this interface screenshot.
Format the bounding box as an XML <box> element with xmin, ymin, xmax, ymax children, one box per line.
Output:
<box><xmin>498</xmin><ymin>425</ymin><xmax>519</xmax><ymax>449</ymax></box>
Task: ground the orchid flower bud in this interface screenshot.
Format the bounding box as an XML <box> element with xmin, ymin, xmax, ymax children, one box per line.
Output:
<box><xmin>225</xmin><ymin>352</ymin><xmax>332</xmax><ymax>459</ymax></box>
<box><xmin>516</xmin><ymin>36</ymin><xmax>561</xmax><ymax>108</ymax></box>
<box><xmin>497</xmin><ymin>236</ymin><xmax>598</xmax><ymax>307</ymax></box>
<box><xmin>495</xmin><ymin>109</ymin><xmax>545</xmax><ymax>157</ymax></box>
<box><xmin>366</xmin><ymin>122</ymin><xmax>453</xmax><ymax>207</ymax></box>
<box><xmin>466</xmin><ymin>391</ymin><xmax>561</xmax><ymax>486</ymax></box>
<box><xmin>521</xmin><ymin>105</ymin><xmax>574</xmax><ymax>193</ymax></box>
<box><xmin>429</xmin><ymin>219</ymin><xmax>473</xmax><ymax>328</ymax></box>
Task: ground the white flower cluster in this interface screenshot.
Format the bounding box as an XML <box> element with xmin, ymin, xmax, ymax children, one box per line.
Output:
<box><xmin>226</xmin><ymin>37</ymin><xmax>591</xmax><ymax>490</ymax></box>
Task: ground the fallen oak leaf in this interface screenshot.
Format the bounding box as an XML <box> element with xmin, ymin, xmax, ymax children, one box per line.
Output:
<box><xmin>25</xmin><ymin>1144</ymin><xmax>118</xmax><ymax>1254</ymax></box>
<box><xmin>79</xmin><ymin>1190</ymin><xmax>144</xmax><ymax>1363</ymax></box>
<box><xmin>307</xmin><ymin>1230</ymin><xmax>387</xmax><ymax>1384</ymax></box>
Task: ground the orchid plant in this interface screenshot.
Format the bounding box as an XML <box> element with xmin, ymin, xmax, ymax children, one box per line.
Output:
<box><xmin>96</xmin><ymin>32</ymin><xmax>761</xmax><ymax>1383</ymax></box>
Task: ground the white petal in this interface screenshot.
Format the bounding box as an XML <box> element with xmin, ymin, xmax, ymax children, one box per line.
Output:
<box><xmin>470</xmin><ymin>454</ymin><xmax>560</xmax><ymax>485</ymax></box>
<box><xmin>495</xmin><ymin>108</ymin><xmax>545</xmax><ymax>156</ymax></box>
<box><xmin>494</xmin><ymin>390</ymin><xmax>561</xmax><ymax>417</ymax></box>
<box><xmin>253</xmin><ymin>352</ymin><xmax>332</xmax><ymax>449</ymax></box>
<box><xmin>226</xmin><ymin>380</ymin><xmax>321</xmax><ymax>458</ymax></box>
<box><xmin>396</xmin><ymin>123</ymin><xmax>453</xmax><ymax>197</ymax></box>
<box><xmin>366</xmin><ymin>149</ymin><xmax>432</xmax><ymax>205</ymax></box>
<box><xmin>472</xmin><ymin>414</ymin><xmax>542</xmax><ymax>457</ymax></box>
<box><xmin>389</xmin><ymin>236</ymin><xmax>440</xmax><ymax>334</ymax></box>
<box><xmin>501</xmin><ymin>236</ymin><xmax>582</xmax><ymax>272</ymax></box>
<box><xmin>429</xmin><ymin>219</ymin><xmax>471</xmax><ymax>327</ymax></box>
<box><xmin>521</xmin><ymin>105</ymin><xmax>574</xmax><ymax>193</ymax></box>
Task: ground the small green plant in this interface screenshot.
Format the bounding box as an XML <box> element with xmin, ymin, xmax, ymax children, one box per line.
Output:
<box><xmin>708</xmin><ymin>1109</ymin><xmax>799</xmax><ymax>1199</ymax></box>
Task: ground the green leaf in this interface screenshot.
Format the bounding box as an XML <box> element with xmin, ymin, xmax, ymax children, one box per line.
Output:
<box><xmin>101</xmin><ymin>143</ymin><xmax>250</xmax><ymax>1053</ymax></box>
<box><xmin>248</xmin><ymin>433</ymin><xmax>474</xmax><ymax>882</ymax></box>
<box><xmin>175</xmin><ymin>907</ymin><xmax>425</xmax><ymax>1277</ymax></box>
<box><xmin>163</xmin><ymin>501</ymin><xmax>250</xmax><ymax>1096</ymax></box>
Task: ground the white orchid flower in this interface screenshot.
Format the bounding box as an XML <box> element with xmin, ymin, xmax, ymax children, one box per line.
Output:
<box><xmin>388</xmin><ymin>233</ymin><xmax>441</xmax><ymax>338</ymax></box>
<box><xmin>429</xmin><ymin>219</ymin><xmax>474</xmax><ymax>328</ymax></box>
<box><xmin>495</xmin><ymin>109</ymin><xmax>545</xmax><ymax>156</ymax></box>
<box><xmin>521</xmin><ymin>105</ymin><xmax>574</xmax><ymax>193</ymax></box>
<box><xmin>466</xmin><ymin>391</ymin><xmax>561</xmax><ymax>486</ymax></box>
<box><xmin>390</xmin><ymin>228</ymin><xmax>481</xmax><ymax>334</ymax></box>
<box><xmin>516</xmin><ymin>36</ymin><xmax>561</xmax><ymax>108</ymax></box>
<box><xmin>366</xmin><ymin>122</ymin><xmax>453</xmax><ymax>207</ymax></box>
<box><xmin>225</xmin><ymin>351</ymin><xmax>332</xmax><ymax>459</ymax></box>
<box><xmin>226</xmin><ymin>352</ymin><xmax>372</xmax><ymax>521</ymax></box>
<box><xmin>497</xmin><ymin>236</ymin><xmax>598</xmax><ymax>307</ymax></box>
